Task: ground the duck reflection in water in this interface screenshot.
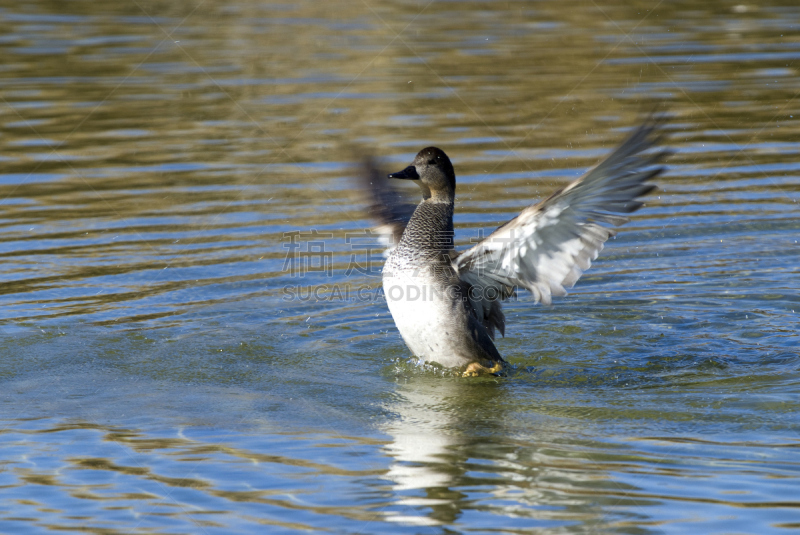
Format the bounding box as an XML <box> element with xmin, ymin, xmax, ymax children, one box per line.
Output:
<box><xmin>382</xmin><ymin>377</ymin><xmax>506</xmax><ymax>526</ymax></box>
<box><xmin>380</xmin><ymin>375</ymin><xmax>623</xmax><ymax>527</ymax></box>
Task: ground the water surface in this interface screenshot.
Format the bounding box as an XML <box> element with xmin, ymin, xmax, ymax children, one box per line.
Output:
<box><xmin>0</xmin><ymin>1</ymin><xmax>798</xmax><ymax>533</ymax></box>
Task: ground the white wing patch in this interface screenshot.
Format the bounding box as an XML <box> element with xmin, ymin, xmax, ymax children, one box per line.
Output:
<box><xmin>455</xmin><ymin>117</ymin><xmax>668</xmax><ymax>313</ymax></box>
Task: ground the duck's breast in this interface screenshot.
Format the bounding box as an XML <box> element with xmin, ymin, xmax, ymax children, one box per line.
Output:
<box><xmin>382</xmin><ymin>263</ymin><xmax>483</xmax><ymax>368</ymax></box>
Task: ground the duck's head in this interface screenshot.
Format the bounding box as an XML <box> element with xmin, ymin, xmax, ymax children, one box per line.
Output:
<box><xmin>388</xmin><ymin>147</ymin><xmax>455</xmax><ymax>201</ymax></box>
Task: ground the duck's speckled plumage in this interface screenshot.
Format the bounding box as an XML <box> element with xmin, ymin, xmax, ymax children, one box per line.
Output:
<box><xmin>389</xmin><ymin>201</ymin><xmax>454</xmax><ymax>264</ymax></box>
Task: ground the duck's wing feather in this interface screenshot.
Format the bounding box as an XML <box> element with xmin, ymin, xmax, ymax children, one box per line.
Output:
<box><xmin>454</xmin><ymin>117</ymin><xmax>669</xmax><ymax>317</ymax></box>
<box><xmin>358</xmin><ymin>156</ymin><xmax>416</xmax><ymax>253</ymax></box>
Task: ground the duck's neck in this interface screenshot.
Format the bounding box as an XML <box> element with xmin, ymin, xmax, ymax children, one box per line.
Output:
<box><xmin>430</xmin><ymin>189</ymin><xmax>455</xmax><ymax>203</ymax></box>
<box><xmin>418</xmin><ymin>184</ymin><xmax>455</xmax><ymax>204</ymax></box>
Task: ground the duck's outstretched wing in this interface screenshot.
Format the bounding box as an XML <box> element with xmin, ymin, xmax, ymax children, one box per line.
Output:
<box><xmin>358</xmin><ymin>155</ymin><xmax>416</xmax><ymax>253</ymax></box>
<box><xmin>454</xmin><ymin>116</ymin><xmax>669</xmax><ymax>320</ymax></box>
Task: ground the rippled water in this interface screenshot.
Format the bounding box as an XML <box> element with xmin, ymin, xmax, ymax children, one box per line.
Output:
<box><xmin>1</xmin><ymin>1</ymin><xmax>798</xmax><ymax>533</ymax></box>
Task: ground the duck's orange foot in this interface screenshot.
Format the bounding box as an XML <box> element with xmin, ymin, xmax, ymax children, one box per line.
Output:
<box><xmin>462</xmin><ymin>360</ymin><xmax>504</xmax><ymax>377</ymax></box>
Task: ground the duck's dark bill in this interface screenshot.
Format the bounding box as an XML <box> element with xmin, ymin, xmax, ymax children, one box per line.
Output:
<box><xmin>388</xmin><ymin>166</ymin><xmax>419</xmax><ymax>180</ymax></box>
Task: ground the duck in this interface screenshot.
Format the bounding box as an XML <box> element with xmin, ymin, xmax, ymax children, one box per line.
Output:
<box><xmin>362</xmin><ymin>117</ymin><xmax>668</xmax><ymax>376</ymax></box>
